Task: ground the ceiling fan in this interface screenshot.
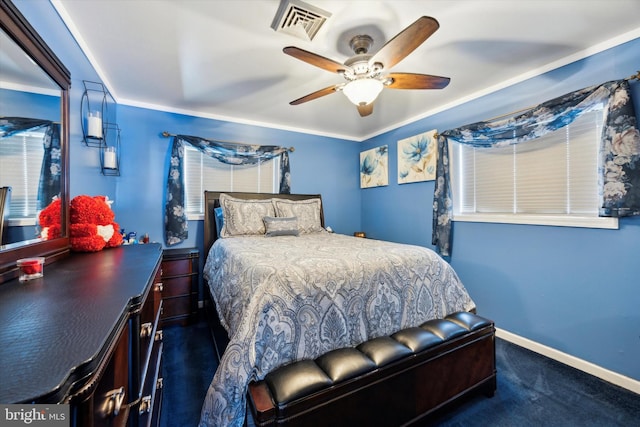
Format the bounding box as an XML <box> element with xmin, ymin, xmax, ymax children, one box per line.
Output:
<box><xmin>283</xmin><ymin>16</ymin><xmax>450</xmax><ymax>117</ymax></box>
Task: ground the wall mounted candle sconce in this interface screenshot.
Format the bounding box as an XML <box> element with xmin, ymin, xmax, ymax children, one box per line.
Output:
<box><xmin>81</xmin><ymin>80</ymin><xmax>111</xmax><ymax>147</ymax></box>
<box><xmin>81</xmin><ymin>80</ymin><xmax>120</xmax><ymax>175</ymax></box>
<box><xmin>100</xmin><ymin>123</ymin><xmax>120</xmax><ymax>176</ymax></box>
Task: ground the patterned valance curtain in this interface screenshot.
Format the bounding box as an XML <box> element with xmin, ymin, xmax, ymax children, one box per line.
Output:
<box><xmin>164</xmin><ymin>135</ymin><xmax>291</xmax><ymax>246</ymax></box>
<box><xmin>433</xmin><ymin>79</ymin><xmax>640</xmax><ymax>257</ymax></box>
<box><xmin>0</xmin><ymin>116</ymin><xmax>50</xmax><ymax>137</ymax></box>
<box><xmin>0</xmin><ymin>117</ymin><xmax>61</xmax><ymax>211</ymax></box>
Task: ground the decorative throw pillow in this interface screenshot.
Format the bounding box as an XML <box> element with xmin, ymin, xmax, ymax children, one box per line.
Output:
<box><xmin>219</xmin><ymin>193</ymin><xmax>275</xmax><ymax>238</ymax></box>
<box><xmin>272</xmin><ymin>198</ymin><xmax>323</xmax><ymax>234</ymax></box>
<box><xmin>263</xmin><ymin>216</ymin><xmax>299</xmax><ymax>237</ymax></box>
<box><xmin>214</xmin><ymin>207</ymin><xmax>224</xmax><ymax>236</ymax></box>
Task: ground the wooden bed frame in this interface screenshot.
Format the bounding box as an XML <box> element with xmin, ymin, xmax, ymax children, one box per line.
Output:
<box><xmin>201</xmin><ymin>191</ymin><xmax>495</xmax><ymax>425</ymax></box>
<box><xmin>203</xmin><ymin>191</ymin><xmax>324</xmax><ymax>257</ymax></box>
<box><xmin>202</xmin><ymin>191</ymin><xmax>325</xmax><ymax>359</ymax></box>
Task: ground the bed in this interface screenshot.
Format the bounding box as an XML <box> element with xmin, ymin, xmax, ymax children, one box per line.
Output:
<box><xmin>199</xmin><ymin>191</ymin><xmax>477</xmax><ymax>427</ymax></box>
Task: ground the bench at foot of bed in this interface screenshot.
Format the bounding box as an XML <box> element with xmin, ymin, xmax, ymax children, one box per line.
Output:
<box><xmin>248</xmin><ymin>312</ymin><xmax>496</xmax><ymax>427</ymax></box>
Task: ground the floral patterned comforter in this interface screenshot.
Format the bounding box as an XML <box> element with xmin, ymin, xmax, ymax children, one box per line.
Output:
<box><xmin>199</xmin><ymin>232</ymin><xmax>475</xmax><ymax>427</ymax></box>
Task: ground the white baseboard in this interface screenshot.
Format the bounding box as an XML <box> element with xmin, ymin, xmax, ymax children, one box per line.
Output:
<box><xmin>496</xmin><ymin>328</ymin><xmax>640</xmax><ymax>394</ymax></box>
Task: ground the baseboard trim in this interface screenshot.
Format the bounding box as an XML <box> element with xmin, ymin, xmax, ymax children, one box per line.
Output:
<box><xmin>496</xmin><ymin>328</ymin><xmax>640</xmax><ymax>394</ymax></box>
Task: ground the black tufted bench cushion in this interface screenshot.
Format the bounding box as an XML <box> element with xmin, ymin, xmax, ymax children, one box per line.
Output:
<box><xmin>248</xmin><ymin>311</ymin><xmax>496</xmax><ymax>427</ymax></box>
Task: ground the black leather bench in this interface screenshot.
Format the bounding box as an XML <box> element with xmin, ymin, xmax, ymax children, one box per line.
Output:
<box><xmin>248</xmin><ymin>311</ymin><xmax>496</xmax><ymax>426</ymax></box>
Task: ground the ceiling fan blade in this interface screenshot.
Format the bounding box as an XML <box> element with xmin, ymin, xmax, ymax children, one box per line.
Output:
<box><xmin>283</xmin><ymin>46</ymin><xmax>350</xmax><ymax>74</ymax></box>
<box><xmin>357</xmin><ymin>103</ymin><xmax>374</xmax><ymax>117</ymax></box>
<box><xmin>386</xmin><ymin>73</ymin><xmax>450</xmax><ymax>90</ymax></box>
<box><xmin>290</xmin><ymin>84</ymin><xmax>343</xmax><ymax>105</ymax></box>
<box><xmin>369</xmin><ymin>16</ymin><xmax>439</xmax><ymax>70</ymax></box>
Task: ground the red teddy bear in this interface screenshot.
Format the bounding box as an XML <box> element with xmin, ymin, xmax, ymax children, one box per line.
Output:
<box><xmin>38</xmin><ymin>197</ymin><xmax>62</xmax><ymax>240</ymax></box>
<box><xmin>69</xmin><ymin>195</ymin><xmax>123</xmax><ymax>252</ymax></box>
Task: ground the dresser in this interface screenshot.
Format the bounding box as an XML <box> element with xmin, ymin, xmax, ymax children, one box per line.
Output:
<box><xmin>160</xmin><ymin>248</ymin><xmax>199</xmax><ymax>327</ymax></box>
<box><xmin>0</xmin><ymin>243</ymin><xmax>163</xmax><ymax>427</ymax></box>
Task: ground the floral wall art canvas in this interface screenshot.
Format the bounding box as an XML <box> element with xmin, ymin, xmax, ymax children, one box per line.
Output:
<box><xmin>398</xmin><ymin>129</ymin><xmax>437</xmax><ymax>184</ymax></box>
<box><xmin>360</xmin><ymin>145</ymin><xmax>388</xmax><ymax>188</ymax></box>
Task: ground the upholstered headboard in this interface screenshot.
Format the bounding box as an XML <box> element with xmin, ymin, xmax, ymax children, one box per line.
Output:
<box><xmin>203</xmin><ymin>191</ymin><xmax>324</xmax><ymax>256</ymax></box>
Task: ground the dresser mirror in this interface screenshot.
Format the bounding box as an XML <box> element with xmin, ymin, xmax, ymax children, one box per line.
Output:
<box><xmin>0</xmin><ymin>0</ymin><xmax>70</xmax><ymax>283</ymax></box>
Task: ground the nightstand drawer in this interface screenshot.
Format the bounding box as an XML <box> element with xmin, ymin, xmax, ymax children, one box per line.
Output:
<box><xmin>161</xmin><ymin>248</ymin><xmax>199</xmax><ymax>327</ymax></box>
<box><xmin>162</xmin><ymin>275</ymin><xmax>194</xmax><ymax>298</ymax></box>
<box><xmin>162</xmin><ymin>295</ymin><xmax>195</xmax><ymax>319</ymax></box>
<box><xmin>162</xmin><ymin>258</ymin><xmax>192</xmax><ymax>277</ymax></box>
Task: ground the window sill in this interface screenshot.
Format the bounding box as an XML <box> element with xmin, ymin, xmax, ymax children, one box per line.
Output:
<box><xmin>7</xmin><ymin>218</ymin><xmax>37</xmax><ymax>227</ymax></box>
<box><xmin>453</xmin><ymin>213</ymin><xmax>619</xmax><ymax>229</ymax></box>
<box><xmin>187</xmin><ymin>213</ymin><xmax>205</xmax><ymax>221</ymax></box>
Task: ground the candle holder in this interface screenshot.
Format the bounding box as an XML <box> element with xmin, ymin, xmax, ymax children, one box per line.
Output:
<box><xmin>87</xmin><ymin>111</ymin><xmax>103</xmax><ymax>139</ymax></box>
<box><xmin>100</xmin><ymin>123</ymin><xmax>121</xmax><ymax>176</ymax></box>
<box><xmin>80</xmin><ymin>80</ymin><xmax>114</xmax><ymax>148</ymax></box>
<box><xmin>81</xmin><ymin>81</ymin><xmax>121</xmax><ymax>175</ymax></box>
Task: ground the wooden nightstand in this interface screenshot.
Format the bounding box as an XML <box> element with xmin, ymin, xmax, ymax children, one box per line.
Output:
<box><xmin>161</xmin><ymin>248</ymin><xmax>199</xmax><ymax>327</ymax></box>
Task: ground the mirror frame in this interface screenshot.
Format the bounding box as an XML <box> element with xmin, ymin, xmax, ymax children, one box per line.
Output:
<box><xmin>0</xmin><ymin>0</ymin><xmax>70</xmax><ymax>283</ymax></box>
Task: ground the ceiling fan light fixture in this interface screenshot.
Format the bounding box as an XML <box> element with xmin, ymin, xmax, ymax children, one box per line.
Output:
<box><xmin>342</xmin><ymin>78</ymin><xmax>383</xmax><ymax>106</ymax></box>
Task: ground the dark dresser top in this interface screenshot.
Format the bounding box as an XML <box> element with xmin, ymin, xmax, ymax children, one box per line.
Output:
<box><xmin>0</xmin><ymin>243</ymin><xmax>162</xmax><ymax>403</ymax></box>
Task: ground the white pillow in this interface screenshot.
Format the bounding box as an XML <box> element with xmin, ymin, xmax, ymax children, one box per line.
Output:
<box><xmin>219</xmin><ymin>193</ymin><xmax>275</xmax><ymax>238</ymax></box>
<box><xmin>272</xmin><ymin>198</ymin><xmax>323</xmax><ymax>234</ymax></box>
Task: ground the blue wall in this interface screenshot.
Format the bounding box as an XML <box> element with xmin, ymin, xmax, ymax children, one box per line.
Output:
<box><xmin>360</xmin><ymin>38</ymin><xmax>640</xmax><ymax>382</ymax></box>
<box><xmin>0</xmin><ymin>89</ymin><xmax>60</xmax><ymax>120</ymax></box>
<box><xmin>114</xmin><ymin>106</ymin><xmax>361</xmax><ymax>250</ymax></box>
<box><xmin>13</xmin><ymin>0</ymin><xmax>640</xmax><ymax>384</ymax></box>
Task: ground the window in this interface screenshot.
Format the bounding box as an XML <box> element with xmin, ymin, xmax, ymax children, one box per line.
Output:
<box><xmin>183</xmin><ymin>145</ymin><xmax>280</xmax><ymax>217</ymax></box>
<box><xmin>450</xmin><ymin>106</ymin><xmax>618</xmax><ymax>228</ymax></box>
<box><xmin>0</xmin><ymin>129</ymin><xmax>45</xmax><ymax>223</ymax></box>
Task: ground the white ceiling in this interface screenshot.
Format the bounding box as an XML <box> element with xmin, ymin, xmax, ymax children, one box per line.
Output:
<box><xmin>51</xmin><ymin>0</ymin><xmax>640</xmax><ymax>141</ymax></box>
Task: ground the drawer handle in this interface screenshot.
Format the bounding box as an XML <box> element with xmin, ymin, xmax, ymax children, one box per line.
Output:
<box><xmin>101</xmin><ymin>386</ymin><xmax>125</xmax><ymax>418</ymax></box>
<box><xmin>155</xmin><ymin>282</ymin><xmax>163</xmax><ymax>292</ymax></box>
<box><xmin>156</xmin><ymin>377</ymin><xmax>163</xmax><ymax>390</ymax></box>
<box><xmin>155</xmin><ymin>329</ymin><xmax>163</xmax><ymax>342</ymax></box>
<box><xmin>140</xmin><ymin>322</ymin><xmax>153</xmax><ymax>338</ymax></box>
<box><xmin>139</xmin><ymin>395</ymin><xmax>152</xmax><ymax>415</ymax></box>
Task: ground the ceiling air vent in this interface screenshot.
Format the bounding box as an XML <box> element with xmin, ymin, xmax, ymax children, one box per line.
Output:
<box><xmin>271</xmin><ymin>0</ymin><xmax>332</xmax><ymax>41</ymax></box>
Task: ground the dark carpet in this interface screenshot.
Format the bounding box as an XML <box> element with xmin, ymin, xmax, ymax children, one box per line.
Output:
<box><xmin>160</xmin><ymin>321</ymin><xmax>218</xmax><ymax>427</ymax></box>
<box><xmin>160</xmin><ymin>321</ymin><xmax>640</xmax><ymax>427</ymax></box>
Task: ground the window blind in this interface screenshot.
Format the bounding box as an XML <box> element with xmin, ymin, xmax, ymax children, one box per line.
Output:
<box><xmin>452</xmin><ymin>107</ymin><xmax>603</xmax><ymax>220</ymax></box>
<box><xmin>183</xmin><ymin>145</ymin><xmax>279</xmax><ymax>214</ymax></box>
<box><xmin>0</xmin><ymin>130</ymin><xmax>45</xmax><ymax>219</ymax></box>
